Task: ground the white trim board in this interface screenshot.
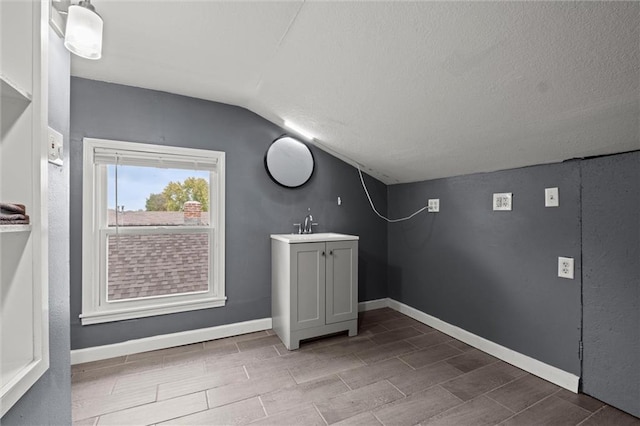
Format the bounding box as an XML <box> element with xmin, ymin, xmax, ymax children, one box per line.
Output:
<box><xmin>358</xmin><ymin>298</ymin><xmax>389</xmax><ymax>312</ymax></box>
<box><xmin>357</xmin><ymin>298</ymin><xmax>580</xmax><ymax>392</ymax></box>
<box><xmin>70</xmin><ymin>318</ymin><xmax>272</xmax><ymax>365</ymax></box>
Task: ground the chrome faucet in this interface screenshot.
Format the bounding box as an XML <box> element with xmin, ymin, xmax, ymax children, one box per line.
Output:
<box><xmin>302</xmin><ymin>208</ymin><xmax>318</xmax><ymax>234</ymax></box>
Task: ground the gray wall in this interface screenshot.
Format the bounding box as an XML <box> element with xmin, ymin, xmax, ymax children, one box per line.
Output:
<box><xmin>69</xmin><ymin>78</ymin><xmax>388</xmax><ymax>349</ymax></box>
<box><xmin>2</xmin><ymin>29</ymin><xmax>72</xmax><ymax>425</ymax></box>
<box><xmin>387</xmin><ymin>162</ymin><xmax>583</xmax><ymax>375</ymax></box>
<box><xmin>581</xmin><ymin>152</ymin><xmax>639</xmax><ymax>417</ymax></box>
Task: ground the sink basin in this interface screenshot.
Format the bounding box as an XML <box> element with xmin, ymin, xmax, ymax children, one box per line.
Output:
<box><xmin>271</xmin><ymin>232</ymin><xmax>359</xmax><ymax>243</ymax></box>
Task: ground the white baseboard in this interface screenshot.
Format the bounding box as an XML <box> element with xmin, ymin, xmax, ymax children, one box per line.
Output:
<box><xmin>72</xmin><ymin>299</ymin><xmax>580</xmax><ymax>393</ymax></box>
<box><xmin>358</xmin><ymin>298</ymin><xmax>390</xmax><ymax>312</ymax></box>
<box><xmin>70</xmin><ymin>318</ymin><xmax>272</xmax><ymax>365</ymax></box>
<box><xmin>386</xmin><ymin>299</ymin><xmax>580</xmax><ymax>392</ymax></box>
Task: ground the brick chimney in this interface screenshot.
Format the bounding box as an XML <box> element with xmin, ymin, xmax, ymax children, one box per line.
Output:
<box><xmin>183</xmin><ymin>201</ymin><xmax>202</xmax><ymax>225</ymax></box>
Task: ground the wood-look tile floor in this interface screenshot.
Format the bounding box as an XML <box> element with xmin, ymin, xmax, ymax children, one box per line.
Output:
<box><xmin>72</xmin><ymin>308</ymin><xmax>640</xmax><ymax>426</ymax></box>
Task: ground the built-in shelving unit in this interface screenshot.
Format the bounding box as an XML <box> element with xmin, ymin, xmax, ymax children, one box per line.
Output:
<box><xmin>0</xmin><ymin>225</ymin><xmax>33</xmax><ymax>234</ymax></box>
<box><xmin>0</xmin><ymin>0</ymin><xmax>49</xmax><ymax>418</ymax></box>
<box><xmin>0</xmin><ymin>74</ymin><xmax>33</xmax><ymax>103</ymax></box>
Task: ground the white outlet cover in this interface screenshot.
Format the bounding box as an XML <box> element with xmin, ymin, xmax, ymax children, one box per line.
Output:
<box><xmin>493</xmin><ymin>193</ymin><xmax>512</xmax><ymax>211</ymax></box>
<box><xmin>48</xmin><ymin>127</ymin><xmax>63</xmax><ymax>166</ymax></box>
<box><xmin>558</xmin><ymin>256</ymin><xmax>574</xmax><ymax>279</ymax></box>
<box><xmin>545</xmin><ymin>187</ymin><xmax>559</xmax><ymax>207</ymax></box>
<box><xmin>428</xmin><ymin>198</ymin><xmax>439</xmax><ymax>212</ymax></box>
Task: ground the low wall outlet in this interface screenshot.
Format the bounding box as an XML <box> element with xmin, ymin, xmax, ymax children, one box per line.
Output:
<box><xmin>48</xmin><ymin>127</ymin><xmax>63</xmax><ymax>166</ymax></box>
<box><xmin>545</xmin><ymin>187</ymin><xmax>559</xmax><ymax>207</ymax></box>
<box><xmin>428</xmin><ymin>199</ymin><xmax>439</xmax><ymax>212</ymax></box>
<box><xmin>493</xmin><ymin>193</ymin><xmax>512</xmax><ymax>211</ymax></box>
<box><xmin>558</xmin><ymin>256</ymin><xmax>574</xmax><ymax>279</ymax></box>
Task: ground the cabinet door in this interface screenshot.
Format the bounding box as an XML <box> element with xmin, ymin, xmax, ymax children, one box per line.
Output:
<box><xmin>290</xmin><ymin>242</ymin><xmax>326</xmax><ymax>330</ymax></box>
<box><xmin>326</xmin><ymin>241</ymin><xmax>358</xmax><ymax>324</ymax></box>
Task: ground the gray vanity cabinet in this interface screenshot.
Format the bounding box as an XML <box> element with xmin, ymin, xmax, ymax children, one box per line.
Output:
<box><xmin>271</xmin><ymin>234</ymin><xmax>358</xmax><ymax>350</ymax></box>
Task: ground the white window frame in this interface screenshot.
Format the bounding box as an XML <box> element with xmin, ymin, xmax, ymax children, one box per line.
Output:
<box><xmin>81</xmin><ymin>138</ymin><xmax>226</xmax><ymax>325</ymax></box>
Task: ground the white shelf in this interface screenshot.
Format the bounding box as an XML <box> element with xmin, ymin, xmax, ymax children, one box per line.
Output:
<box><xmin>0</xmin><ymin>224</ymin><xmax>32</xmax><ymax>233</ymax></box>
<box><xmin>0</xmin><ymin>0</ymin><xmax>49</xmax><ymax>418</ymax></box>
<box><xmin>0</xmin><ymin>74</ymin><xmax>32</xmax><ymax>103</ymax></box>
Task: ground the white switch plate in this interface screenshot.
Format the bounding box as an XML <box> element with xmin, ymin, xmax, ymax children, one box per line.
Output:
<box><xmin>545</xmin><ymin>187</ymin><xmax>559</xmax><ymax>207</ymax></box>
<box><xmin>428</xmin><ymin>198</ymin><xmax>439</xmax><ymax>212</ymax></box>
<box><xmin>48</xmin><ymin>127</ymin><xmax>63</xmax><ymax>166</ymax></box>
<box><xmin>493</xmin><ymin>193</ymin><xmax>512</xmax><ymax>211</ymax></box>
<box><xmin>558</xmin><ymin>256</ymin><xmax>574</xmax><ymax>279</ymax></box>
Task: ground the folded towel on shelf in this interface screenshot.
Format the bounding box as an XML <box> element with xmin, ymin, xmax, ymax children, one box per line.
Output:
<box><xmin>0</xmin><ymin>203</ymin><xmax>26</xmax><ymax>215</ymax></box>
<box><xmin>0</xmin><ymin>213</ymin><xmax>30</xmax><ymax>224</ymax></box>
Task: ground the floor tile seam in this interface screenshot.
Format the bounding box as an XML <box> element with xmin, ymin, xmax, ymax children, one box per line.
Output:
<box><xmin>206</xmin><ymin>391</ymin><xmax>265</xmax><ymax>412</ymax></box>
<box><xmin>483</xmin><ymin>393</ymin><xmax>517</xmax><ymax>414</ymax></box>
<box><xmin>385</xmin><ymin>378</ymin><xmax>407</xmax><ymax>398</ymax></box>
<box><xmin>486</xmin><ymin>383</ymin><xmax>562</xmax><ymax>413</ymax></box>
<box><xmin>395</xmin><ymin>355</ymin><xmax>418</xmax><ymax>371</ymax></box>
<box><xmin>436</xmin><ymin>357</ymin><xmax>505</xmax><ymax>387</ymax></box>
<box><xmin>74</xmin><ymin>358</ymin><xmax>128</xmax><ymax>373</ymax></box>
<box><xmin>256</xmin><ymin>395</ymin><xmax>268</xmax><ymax>419</ymax></box>
<box><xmin>495</xmin><ymin>389</ymin><xmax>591</xmax><ymax>425</ymax></box>
<box><xmin>337</xmin><ymin>372</ymin><xmax>354</xmax><ymax>391</ymax></box>
<box><xmin>370</xmin><ymin>410</ymin><xmax>386</xmax><ymax>426</ymax></box>
<box><xmin>74</xmin><ymin>363</ymin><xmax>165</xmax><ymax>384</ymax></box>
<box><xmin>157</xmin><ymin>377</ymin><xmax>248</xmax><ymax>402</ymax></box>
<box><xmin>72</xmin><ymin>394</ymin><xmax>158</xmax><ymax>423</ymax></box>
<box><xmin>152</xmin><ymin>404</ymin><xmax>211</xmax><ymax>426</ymax></box>
<box><xmin>464</xmin><ymin>366</ymin><xmax>524</xmax><ymax>398</ymax></box>
<box><xmin>400</xmin><ymin>347</ymin><xmax>465</xmax><ymax>370</ymax></box>
<box><xmin>311</xmin><ymin>402</ymin><xmax>330</xmax><ymax>425</ymax></box>
<box><xmin>574</xmin><ymin>405</ymin><xmax>607</xmax><ymax>426</ymax></box>
<box><xmin>556</xmin><ymin>392</ymin><xmax>610</xmax><ymax>415</ymax></box>
<box><xmin>112</xmin><ymin>370</ymin><xmax>206</xmax><ymax>395</ymax></box>
<box><xmin>413</xmin><ymin>387</ymin><xmax>472</xmax><ymax>424</ymax></box>
<box><xmin>242</xmin><ymin>365</ymin><xmax>250</xmax><ymax>379</ymax></box>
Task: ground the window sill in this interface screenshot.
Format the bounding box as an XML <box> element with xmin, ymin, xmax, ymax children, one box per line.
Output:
<box><xmin>80</xmin><ymin>297</ymin><xmax>227</xmax><ymax>325</ymax></box>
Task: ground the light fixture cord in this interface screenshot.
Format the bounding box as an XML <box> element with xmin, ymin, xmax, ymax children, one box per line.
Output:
<box><xmin>357</xmin><ymin>164</ymin><xmax>428</xmax><ymax>223</ymax></box>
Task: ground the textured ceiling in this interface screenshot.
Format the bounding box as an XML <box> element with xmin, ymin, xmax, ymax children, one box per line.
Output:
<box><xmin>72</xmin><ymin>1</ymin><xmax>639</xmax><ymax>184</ymax></box>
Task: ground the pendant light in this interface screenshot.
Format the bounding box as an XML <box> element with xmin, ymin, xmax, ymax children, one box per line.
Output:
<box><xmin>64</xmin><ymin>0</ymin><xmax>103</xmax><ymax>60</ymax></box>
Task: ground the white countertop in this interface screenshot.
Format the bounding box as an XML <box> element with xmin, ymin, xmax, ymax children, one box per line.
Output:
<box><xmin>271</xmin><ymin>232</ymin><xmax>359</xmax><ymax>243</ymax></box>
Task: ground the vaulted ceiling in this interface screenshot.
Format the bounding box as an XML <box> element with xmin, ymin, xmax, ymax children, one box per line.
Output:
<box><xmin>72</xmin><ymin>1</ymin><xmax>639</xmax><ymax>184</ymax></box>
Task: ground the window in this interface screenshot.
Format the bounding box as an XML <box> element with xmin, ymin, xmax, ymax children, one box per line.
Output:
<box><xmin>81</xmin><ymin>138</ymin><xmax>225</xmax><ymax>324</ymax></box>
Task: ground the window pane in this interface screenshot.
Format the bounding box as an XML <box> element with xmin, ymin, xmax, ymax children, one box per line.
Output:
<box><xmin>107</xmin><ymin>233</ymin><xmax>209</xmax><ymax>301</ymax></box>
<box><xmin>107</xmin><ymin>165</ymin><xmax>210</xmax><ymax>226</ymax></box>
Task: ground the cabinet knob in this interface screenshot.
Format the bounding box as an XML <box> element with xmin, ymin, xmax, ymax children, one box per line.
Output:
<box><xmin>329</xmin><ymin>250</ymin><xmax>333</xmax><ymax>255</ymax></box>
<box><xmin>321</xmin><ymin>251</ymin><xmax>325</xmax><ymax>256</ymax></box>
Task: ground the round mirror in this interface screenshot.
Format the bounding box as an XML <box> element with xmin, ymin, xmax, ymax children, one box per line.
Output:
<box><xmin>265</xmin><ymin>136</ymin><xmax>315</xmax><ymax>188</ymax></box>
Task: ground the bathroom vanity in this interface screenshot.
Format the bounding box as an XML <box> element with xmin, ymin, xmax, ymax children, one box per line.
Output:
<box><xmin>271</xmin><ymin>233</ymin><xmax>358</xmax><ymax>350</ymax></box>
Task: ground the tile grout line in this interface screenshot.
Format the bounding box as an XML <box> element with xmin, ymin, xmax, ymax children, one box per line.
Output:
<box><xmin>312</xmin><ymin>402</ymin><xmax>329</xmax><ymax>426</ymax></box>
<box><xmin>575</xmin><ymin>405</ymin><xmax>606</xmax><ymax>426</ymax></box>
<box><xmin>371</xmin><ymin>410</ymin><xmax>386</xmax><ymax>426</ymax></box>
<box><xmin>242</xmin><ymin>365</ymin><xmax>250</xmax><ymax>379</ymax></box>
<box><xmin>396</xmin><ymin>355</ymin><xmax>417</xmax><ymax>371</ymax></box>
<box><xmin>385</xmin><ymin>379</ymin><xmax>407</xmax><ymax>398</ymax></box>
<box><xmin>337</xmin><ymin>373</ymin><xmax>353</xmax><ymax>391</ymax></box>
<box><xmin>495</xmin><ymin>389</ymin><xmax>569</xmax><ymax>425</ymax></box>
<box><xmin>483</xmin><ymin>393</ymin><xmax>517</xmax><ymax>414</ymax></box>
<box><xmin>256</xmin><ymin>395</ymin><xmax>268</xmax><ymax>419</ymax></box>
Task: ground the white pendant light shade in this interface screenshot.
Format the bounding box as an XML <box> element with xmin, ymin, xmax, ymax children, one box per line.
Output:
<box><xmin>64</xmin><ymin>1</ymin><xmax>103</xmax><ymax>60</ymax></box>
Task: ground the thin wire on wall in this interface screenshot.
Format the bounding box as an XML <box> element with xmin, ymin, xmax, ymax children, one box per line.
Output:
<box><xmin>357</xmin><ymin>164</ymin><xmax>428</xmax><ymax>223</ymax></box>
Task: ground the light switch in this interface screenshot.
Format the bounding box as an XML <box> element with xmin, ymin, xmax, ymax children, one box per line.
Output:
<box><xmin>48</xmin><ymin>127</ymin><xmax>63</xmax><ymax>166</ymax></box>
<box><xmin>545</xmin><ymin>187</ymin><xmax>559</xmax><ymax>207</ymax></box>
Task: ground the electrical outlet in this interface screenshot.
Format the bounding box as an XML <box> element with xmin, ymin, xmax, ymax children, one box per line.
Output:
<box><xmin>493</xmin><ymin>193</ymin><xmax>512</xmax><ymax>211</ymax></box>
<box><xmin>545</xmin><ymin>187</ymin><xmax>559</xmax><ymax>207</ymax></box>
<box><xmin>428</xmin><ymin>198</ymin><xmax>439</xmax><ymax>212</ymax></box>
<box><xmin>558</xmin><ymin>256</ymin><xmax>574</xmax><ymax>279</ymax></box>
<box><xmin>48</xmin><ymin>127</ymin><xmax>63</xmax><ymax>166</ymax></box>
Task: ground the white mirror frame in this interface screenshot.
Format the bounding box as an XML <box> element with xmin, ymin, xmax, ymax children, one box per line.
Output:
<box><xmin>264</xmin><ymin>136</ymin><xmax>315</xmax><ymax>188</ymax></box>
